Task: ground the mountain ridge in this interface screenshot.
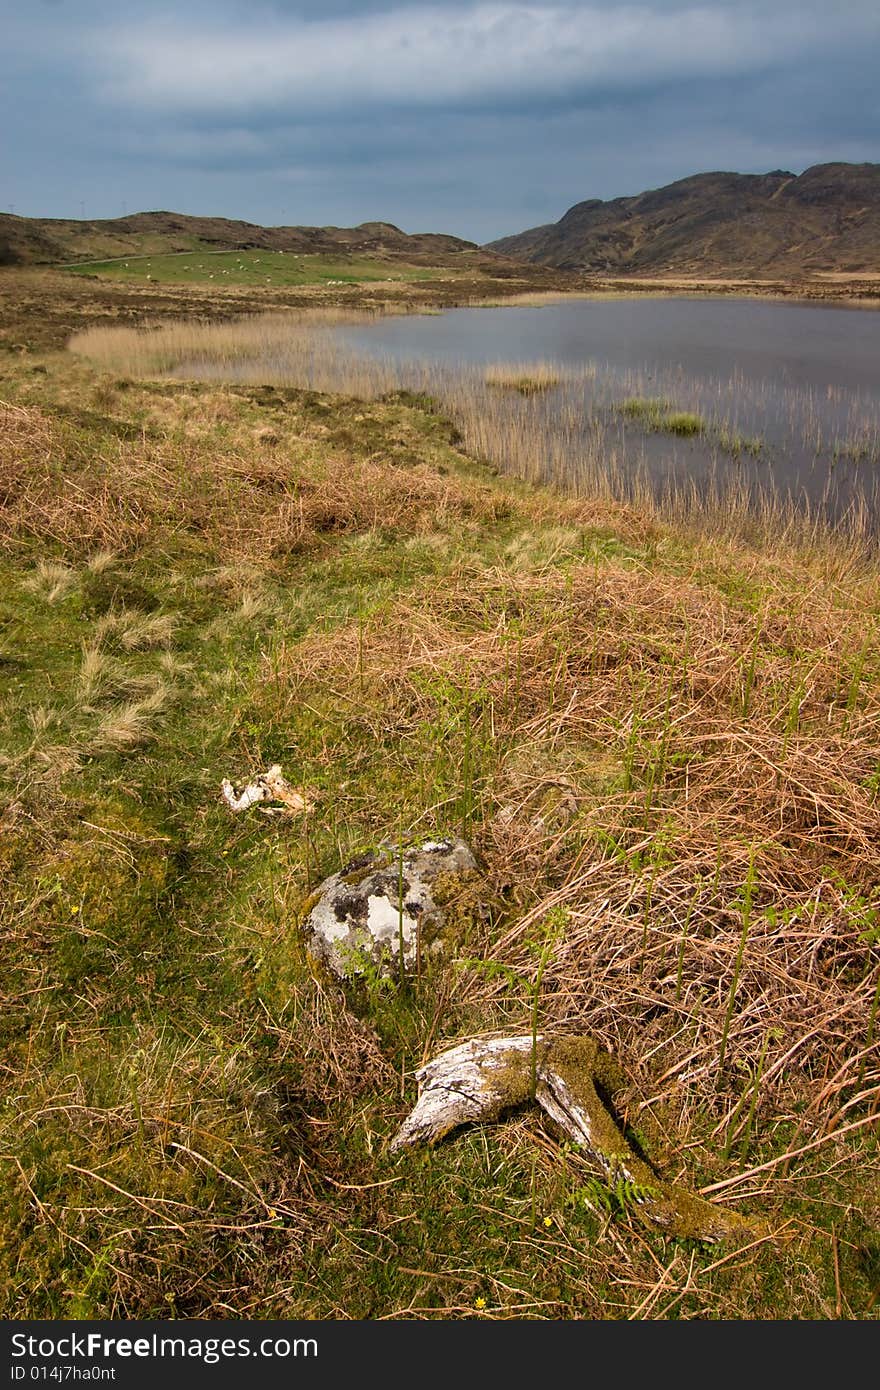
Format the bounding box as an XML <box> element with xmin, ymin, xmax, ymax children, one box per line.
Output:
<box><xmin>486</xmin><ymin>163</ymin><xmax>880</xmax><ymax>277</ymax></box>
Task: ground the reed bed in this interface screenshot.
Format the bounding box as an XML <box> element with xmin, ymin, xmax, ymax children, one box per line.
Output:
<box><xmin>70</xmin><ymin>311</ymin><xmax>880</xmax><ymax>548</ymax></box>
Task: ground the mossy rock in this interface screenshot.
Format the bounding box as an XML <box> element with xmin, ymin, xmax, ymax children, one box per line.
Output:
<box><xmin>303</xmin><ymin>836</ymin><xmax>480</xmax><ymax>981</ymax></box>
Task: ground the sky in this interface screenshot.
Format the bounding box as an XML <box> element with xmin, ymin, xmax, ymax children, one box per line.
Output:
<box><xmin>2</xmin><ymin>0</ymin><xmax>878</xmax><ymax>242</ymax></box>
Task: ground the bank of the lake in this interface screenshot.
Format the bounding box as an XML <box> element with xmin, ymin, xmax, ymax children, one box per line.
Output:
<box><xmin>71</xmin><ymin>291</ymin><xmax>880</xmax><ymax>538</ymax></box>
<box><xmin>1</xmin><ymin>271</ymin><xmax>879</xmax><ymax>1320</ymax></box>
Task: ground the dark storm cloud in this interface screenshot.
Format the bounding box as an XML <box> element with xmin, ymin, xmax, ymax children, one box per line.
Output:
<box><xmin>2</xmin><ymin>1</ymin><xmax>878</xmax><ymax>238</ymax></box>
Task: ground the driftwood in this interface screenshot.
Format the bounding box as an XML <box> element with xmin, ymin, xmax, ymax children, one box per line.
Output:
<box><xmin>221</xmin><ymin>764</ymin><xmax>312</xmax><ymax>816</ymax></box>
<box><xmin>393</xmin><ymin>1034</ymin><xmax>755</xmax><ymax>1242</ymax></box>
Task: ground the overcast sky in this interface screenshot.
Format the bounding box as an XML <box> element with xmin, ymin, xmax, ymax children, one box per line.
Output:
<box><xmin>2</xmin><ymin>0</ymin><xmax>878</xmax><ymax>241</ymax></box>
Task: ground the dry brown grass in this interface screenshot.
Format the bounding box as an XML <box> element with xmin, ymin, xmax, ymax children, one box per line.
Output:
<box><xmin>268</xmin><ymin>556</ymin><xmax>880</xmax><ymax>1177</ymax></box>
<box><xmin>0</xmin><ymin>394</ymin><xmax>522</xmax><ymax>563</ymax></box>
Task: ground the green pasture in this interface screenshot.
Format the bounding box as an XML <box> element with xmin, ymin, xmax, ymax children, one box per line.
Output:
<box><xmin>64</xmin><ymin>249</ymin><xmax>447</xmax><ymax>287</ymax></box>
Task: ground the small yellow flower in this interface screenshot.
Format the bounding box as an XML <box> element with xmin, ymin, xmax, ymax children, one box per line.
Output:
<box><xmin>543</xmin><ymin>1216</ymin><xmax>553</xmax><ymax>1228</ymax></box>
<box><xmin>70</xmin><ymin>905</ymin><xmax>79</xmax><ymax>915</ymax></box>
<box><xmin>474</xmin><ymin>1297</ymin><xmax>486</xmax><ymax>1310</ymax></box>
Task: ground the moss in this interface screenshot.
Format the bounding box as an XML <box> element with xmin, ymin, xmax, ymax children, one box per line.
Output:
<box><xmin>341</xmin><ymin>854</ymin><xmax>390</xmax><ymax>887</ymax></box>
<box><xmin>297</xmin><ymin>889</ymin><xmax>324</xmax><ymax>921</ymax></box>
<box><xmin>38</xmin><ymin>806</ymin><xmax>169</xmax><ymax>926</ymax></box>
<box><xmin>546</xmin><ymin>1037</ymin><xmax>755</xmax><ymax>1242</ymax></box>
<box><xmin>426</xmin><ymin>868</ymin><xmax>488</xmax><ymax>953</ymax></box>
<box><xmin>480</xmin><ymin>1050</ymin><xmax>534</xmax><ymax>1113</ymax></box>
<box><xmin>548</xmin><ymin>1037</ymin><xmax>642</xmax><ymax>1174</ymax></box>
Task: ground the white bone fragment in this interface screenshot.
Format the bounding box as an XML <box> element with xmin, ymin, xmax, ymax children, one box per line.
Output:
<box><xmin>221</xmin><ymin>764</ymin><xmax>312</xmax><ymax>815</ymax></box>
<box><xmin>391</xmin><ymin>1035</ymin><xmax>536</xmax><ymax>1149</ymax></box>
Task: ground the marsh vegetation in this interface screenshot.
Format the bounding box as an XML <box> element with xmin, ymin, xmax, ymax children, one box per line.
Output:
<box><xmin>73</xmin><ymin>299</ymin><xmax>880</xmax><ymax>542</ymax></box>
<box><xmin>1</xmin><ymin>273</ymin><xmax>879</xmax><ymax>1319</ymax></box>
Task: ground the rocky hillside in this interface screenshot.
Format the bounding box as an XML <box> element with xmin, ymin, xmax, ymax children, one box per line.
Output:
<box><xmin>487</xmin><ymin>163</ymin><xmax>880</xmax><ymax>277</ymax></box>
<box><xmin>0</xmin><ymin>209</ymin><xmax>483</xmax><ymax>269</ymax></box>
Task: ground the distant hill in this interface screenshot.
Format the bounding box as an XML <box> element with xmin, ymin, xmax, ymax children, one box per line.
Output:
<box><xmin>0</xmin><ymin>209</ymin><xmax>485</xmax><ymax>269</ymax></box>
<box><xmin>486</xmin><ymin>164</ymin><xmax>880</xmax><ymax>277</ymax></box>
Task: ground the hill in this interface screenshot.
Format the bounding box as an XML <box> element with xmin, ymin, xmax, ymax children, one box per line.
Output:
<box><xmin>486</xmin><ymin>163</ymin><xmax>880</xmax><ymax>277</ymax></box>
<box><xmin>0</xmin><ymin>208</ymin><xmax>484</xmax><ymax>269</ymax></box>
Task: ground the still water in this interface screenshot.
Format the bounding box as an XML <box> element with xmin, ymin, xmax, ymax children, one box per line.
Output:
<box><xmin>339</xmin><ymin>296</ymin><xmax>880</xmax><ymax>530</ymax></box>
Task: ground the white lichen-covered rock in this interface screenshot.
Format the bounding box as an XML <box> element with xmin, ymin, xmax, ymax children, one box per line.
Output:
<box><xmin>304</xmin><ymin>837</ymin><xmax>477</xmax><ymax>980</ymax></box>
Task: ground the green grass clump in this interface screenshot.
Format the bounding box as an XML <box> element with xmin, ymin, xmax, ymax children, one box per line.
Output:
<box><xmin>832</xmin><ymin>435</ymin><xmax>880</xmax><ymax>466</ymax></box>
<box><xmin>619</xmin><ymin>397</ymin><xmax>706</xmax><ymax>436</ymax></box>
<box><xmin>716</xmin><ymin>428</ymin><xmax>764</xmax><ymax>458</ymax></box>
<box><xmin>619</xmin><ymin>398</ymin><xmax>771</xmax><ymax>455</ymax></box>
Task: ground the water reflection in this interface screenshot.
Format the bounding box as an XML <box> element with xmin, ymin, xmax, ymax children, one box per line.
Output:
<box><xmin>339</xmin><ymin>298</ymin><xmax>880</xmax><ymax>530</ymax></box>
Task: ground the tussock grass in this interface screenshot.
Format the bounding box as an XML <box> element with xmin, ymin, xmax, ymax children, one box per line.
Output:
<box><xmin>21</xmin><ymin>559</ymin><xmax>77</xmax><ymax>603</ymax></box>
<box><xmin>75</xmin><ymin>641</ymin><xmax>117</xmax><ymax>704</ymax></box>
<box><xmin>85</xmin><ymin>681</ymin><xmax>174</xmax><ymax>753</ymax></box>
<box><xmin>112</xmin><ymin>611</ymin><xmax>178</xmax><ymax>651</ymax></box>
<box><xmin>3</xmin><ymin>552</ymin><xmax>186</xmax><ymax>784</ymax></box>
<box><xmin>76</xmin><ymin>646</ymin><xmax>169</xmax><ymax>710</ymax></box>
<box><xmin>485</xmin><ymin>361</ymin><xmax>563</xmax><ymax>395</ymax></box>
<box><xmin>85</xmin><ymin>548</ymin><xmax>119</xmax><ymax>574</ymax></box>
<box><xmin>619</xmin><ymin>396</ymin><xmax>706</xmax><ymax>436</ymax></box>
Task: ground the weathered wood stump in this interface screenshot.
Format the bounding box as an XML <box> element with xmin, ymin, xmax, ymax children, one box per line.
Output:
<box><xmin>393</xmin><ymin>1033</ymin><xmax>755</xmax><ymax>1242</ymax></box>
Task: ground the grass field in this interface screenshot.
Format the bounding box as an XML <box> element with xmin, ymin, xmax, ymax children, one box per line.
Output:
<box><xmin>1</xmin><ymin>271</ymin><xmax>879</xmax><ymax>1319</ymax></box>
<box><xmin>65</xmin><ymin>250</ymin><xmax>448</xmax><ymax>288</ymax></box>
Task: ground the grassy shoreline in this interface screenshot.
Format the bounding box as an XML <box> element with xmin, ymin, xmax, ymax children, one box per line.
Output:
<box><xmin>1</xmin><ymin>273</ymin><xmax>879</xmax><ymax>1318</ymax></box>
<box><xmin>68</xmin><ymin>305</ymin><xmax>880</xmax><ymax>546</ymax></box>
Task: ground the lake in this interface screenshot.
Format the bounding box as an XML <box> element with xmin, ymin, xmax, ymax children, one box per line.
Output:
<box><xmin>338</xmin><ymin>296</ymin><xmax>880</xmax><ymax>533</ymax></box>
